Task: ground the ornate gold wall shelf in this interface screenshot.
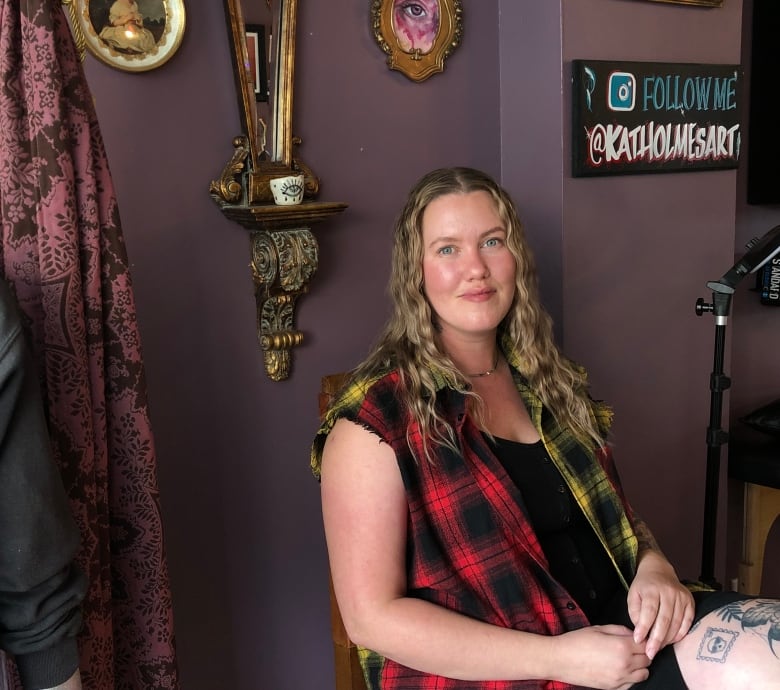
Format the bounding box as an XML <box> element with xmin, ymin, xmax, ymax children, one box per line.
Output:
<box><xmin>210</xmin><ymin>138</ymin><xmax>347</xmax><ymax>381</ymax></box>
<box><xmin>220</xmin><ymin>201</ymin><xmax>348</xmax><ymax>232</ymax></box>
<box><xmin>214</xmin><ymin>198</ymin><xmax>347</xmax><ymax>382</ymax></box>
<box><xmin>215</xmin><ymin>0</ymin><xmax>348</xmax><ymax>380</ymax></box>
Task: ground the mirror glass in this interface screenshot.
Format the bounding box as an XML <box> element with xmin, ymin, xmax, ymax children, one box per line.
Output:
<box><xmin>240</xmin><ymin>0</ymin><xmax>277</xmax><ymax>162</ymax></box>
<box><xmin>215</xmin><ymin>0</ymin><xmax>348</xmax><ymax>381</ymax></box>
<box><xmin>225</xmin><ymin>0</ymin><xmax>294</xmax><ymax>172</ymax></box>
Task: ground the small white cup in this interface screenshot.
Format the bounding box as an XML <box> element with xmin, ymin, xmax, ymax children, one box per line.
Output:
<box><xmin>269</xmin><ymin>174</ymin><xmax>305</xmax><ymax>205</ymax></box>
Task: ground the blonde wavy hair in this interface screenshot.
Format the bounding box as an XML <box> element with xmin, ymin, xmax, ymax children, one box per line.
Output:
<box><xmin>349</xmin><ymin>167</ymin><xmax>604</xmax><ymax>459</ymax></box>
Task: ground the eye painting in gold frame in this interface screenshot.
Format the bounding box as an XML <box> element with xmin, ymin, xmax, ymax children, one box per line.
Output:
<box><xmin>643</xmin><ymin>0</ymin><xmax>723</xmax><ymax>6</ymax></box>
<box><xmin>68</xmin><ymin>0</ymin><xmax>186</xmax><ymax>72</ymax></box>
<box><xmin>371</xmin><ymin>0</ymin><xmax>463</xmax><ymax>82</ymax></box>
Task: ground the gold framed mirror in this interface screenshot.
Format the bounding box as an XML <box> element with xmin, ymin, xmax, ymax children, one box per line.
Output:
<box><xmin>217</xmin><ymin>0</ymin><xmax>319</xmax><ymax>204</ymax></box>
<box><xmin>212</xmin><ymin>0</ymin><xmax>348</xmax><ymax>381</ymax></box>
<box><xmin>371</xmin><ymin>0</ymin><xmax>463</xmax><ymax>82</ymax></box>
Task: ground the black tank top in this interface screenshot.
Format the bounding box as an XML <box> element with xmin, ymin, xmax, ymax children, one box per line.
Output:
<box><xmin>488</xmin><ymin>435</ymin><xmax>624</xmax><ymax>623</ymax></box>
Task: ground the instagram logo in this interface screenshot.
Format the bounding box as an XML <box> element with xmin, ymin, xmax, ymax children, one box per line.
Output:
<box><xmin>608</xmin><ymin>72</ymin><xmax>636</xmax><ymax>112</ymax></box>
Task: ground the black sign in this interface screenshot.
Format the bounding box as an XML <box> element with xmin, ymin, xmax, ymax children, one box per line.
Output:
<box><xmin>572</xmin><ymin>60</ymin><xmax>742</xmax><ymax>177</ymax></box>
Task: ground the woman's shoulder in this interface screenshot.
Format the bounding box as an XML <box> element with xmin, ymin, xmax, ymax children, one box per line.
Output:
<box><xmin>311</xmin><ymin>367</ymin><xmax>404</xmax><ymax>479</ymax></box>
<box><xmin>331</xmin><ymin>367</ymin><xmax>404</xmax><ymax>425</ymax></box>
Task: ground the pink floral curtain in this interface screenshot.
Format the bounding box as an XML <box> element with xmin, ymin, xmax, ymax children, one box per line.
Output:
<box><xmin>0</xmin><ymin>0</ymin><xmax>179</xmax><ymax>687</ymax></box>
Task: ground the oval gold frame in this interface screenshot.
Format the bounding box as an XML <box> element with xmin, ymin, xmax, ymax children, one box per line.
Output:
<box><xmin>70</xmin><ymin>0</ymin><xmax>186</xmax><ymax>73</ymax></box>
<box><xmin>371</xmin><ymin>0</ymin><xmax>463</xmax><ymax>82</ymax></box>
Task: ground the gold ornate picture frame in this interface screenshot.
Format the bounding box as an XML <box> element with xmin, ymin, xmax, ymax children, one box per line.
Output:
<box><xmin>371</xmin><ymin>0</ymin><xmax>463</xmax><ymax>82</ymax></box>
<box><xmin>69</xmin><ymin>0</ymin><xmax>186</xmax><ymax>72</ymax></box>
<box><xmin>644</xmin><ymin>0</ymin><xmax>723</xmax><ymax>6</ymax></box>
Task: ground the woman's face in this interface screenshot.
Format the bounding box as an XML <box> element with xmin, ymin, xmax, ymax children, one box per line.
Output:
<box><xmin>392</xmin><ymin>0</ymin><xmax>439</xmax><ymax>54</ymax></box>
<box><xmin>421</xmin><ymin>191</ymin><xmax>517</xmax><ymax>347</ymax></box>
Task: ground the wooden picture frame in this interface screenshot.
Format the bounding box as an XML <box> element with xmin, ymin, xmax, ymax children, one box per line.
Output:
<box><xmin>245</xmin><ymin>24</ymin><xmax>269</xmax><ymax>103</ymax></box>
<box><xmin>70</xmin><ymin>0</ymin><xmax>186</xmax><ymax>72</ymax></box>
<box><xmin>644</xmin><ymin>0</ymin><xmax>723</xmax><ymax>6</ymax></box>
<box><xmin>371</xmin><ymin>0</ymin><xmax>463</xmax><ymax>82</ymax></box>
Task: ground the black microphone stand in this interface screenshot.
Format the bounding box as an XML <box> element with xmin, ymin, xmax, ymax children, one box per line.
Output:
<box><xmin>694</xmin><ymin>224</ymin><xmax>780</xmax><ymax>589</ymax></box>
<box><xmin>694</xmin><ymin>286</ymin><xmax>732</xmax><ymax>589</ymax></box>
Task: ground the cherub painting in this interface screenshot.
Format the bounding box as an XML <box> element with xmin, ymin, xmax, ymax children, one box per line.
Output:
<box><xmin>89</xmin><ymin>0</ymin><xmax>166</xmax><ymax>55</ymax></box>
<box><xmin>74</xmin><ymin>0</ymin><xmax>185</xmax><ymax>71</ymax></box>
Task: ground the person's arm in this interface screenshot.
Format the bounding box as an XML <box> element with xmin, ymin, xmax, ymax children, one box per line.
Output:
<box><xmin>0</xmin><ymin>286</ymin><xmax>86</xmax><ymax>690</ymax></box>
<box><xmin>321</xmin><ymin>419</ymin><xmax>652</xmax><ymax>689</ymax></box>
<box><xmin>593</xmin><ymin>442</ymin><xmax>695</xmax><ymax>660</ymax></box>
<box><xmin>626</xmin><ymin>517</ymin><xmax>694</xmax><ymax>660</ymax></box>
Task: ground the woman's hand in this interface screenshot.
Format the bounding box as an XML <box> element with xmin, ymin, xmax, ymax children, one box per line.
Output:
<box><xmin>552</xmin><ymin>625</ymin><xmax>651</xmax><ymax>690</ymax></box>
<box><xmin>627</xmin><ymin>550</ymin><xmax>695</xmax><ymax>660</ymax></box>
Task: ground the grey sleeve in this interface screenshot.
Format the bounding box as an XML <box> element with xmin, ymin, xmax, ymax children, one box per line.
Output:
<box><xmin>0</xmin><ymin>284</ymin><xmax>86</xmax><ymax>688</ymax></box>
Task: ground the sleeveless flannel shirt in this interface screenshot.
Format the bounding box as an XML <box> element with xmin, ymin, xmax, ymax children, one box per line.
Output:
<box><xmin>311</xmin><ymin>343</ymin><xmax>640</xmax><ymax>690</ymax></box>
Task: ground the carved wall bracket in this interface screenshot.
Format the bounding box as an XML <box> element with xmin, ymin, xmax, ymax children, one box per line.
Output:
<box><xmin>211</xmin><ymin>159</ymin><xmax>346</xmax><ymax>380</ymax></box>
<box><xmin>251</xmin><ymin>228</ymin><xmax>316</xmax><ymax>381</ymax></box>
<box><xmin>212</xmin><ymin>202</ymin><xmax>346</xmax><ymax>381</ymax></box>
<box><xmin>215</xmin><ymin>0</ymin><xmax>347</xmax><ymax>380</ymax></box>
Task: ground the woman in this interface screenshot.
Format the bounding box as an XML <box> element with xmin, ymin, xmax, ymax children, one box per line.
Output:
<box><xmin>312</xmin><ymin>167</ymin><xmax>779</xmax><ymax>689</ymax></box>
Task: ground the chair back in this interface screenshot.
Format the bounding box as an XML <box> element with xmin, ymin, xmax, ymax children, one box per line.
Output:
<box><xmin>319</xmin><ymin>374</ymin><xmax>367</xmax><ymax>690</ymax></box>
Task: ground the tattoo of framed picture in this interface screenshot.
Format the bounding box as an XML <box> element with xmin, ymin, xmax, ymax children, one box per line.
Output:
<box><xmin>69</xmin><ymin>0</ymin><xmax>186</xmax><ymax>72</ymax></box>
<box><xmin>245</xmin><ymin>24</ymin><xmax>269</xmax><ymax>103</ymax></box>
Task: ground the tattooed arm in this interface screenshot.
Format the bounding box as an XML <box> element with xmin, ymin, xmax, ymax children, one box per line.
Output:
<box><xmin>626</xmin><ymin>516</ymin><xmax>695</xmax><ymax>660</ymax></box>
<box><xmin>632</xmin><ymin>516</ymin><xmax>662</xmax><ymax>555</ymax></box>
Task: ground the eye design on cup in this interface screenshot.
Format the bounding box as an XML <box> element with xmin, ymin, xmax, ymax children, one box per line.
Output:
<box><xmin>281</xmin><ymin>180</ymin><xmax>303</xmax><ymax>197</ymax></box>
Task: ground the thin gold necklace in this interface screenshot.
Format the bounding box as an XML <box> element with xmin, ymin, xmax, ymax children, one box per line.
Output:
<box><xmin>467</xmin><ymin>352</ymin><xmax>499</xmax><ymax>378</ymax></box>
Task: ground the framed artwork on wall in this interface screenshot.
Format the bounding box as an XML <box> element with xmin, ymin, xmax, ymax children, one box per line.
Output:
<box><xmin>371</xmin><ymin>0</ymin><xmax>463</xmax><ymax>82</ymax></box>
<box><xmin>643</xmin><ymin>0</ymin><xmax>723</xmax><ymax>6</ymax></box>
<box><xmin>68</xmin><ymin>0</ymin><xmax>186</xmax><ymax>72</ymax></box>
<box><xmin>245</xmin><ymin>24</ymin><xmax>269</xmax><ymax>103</ymax></box>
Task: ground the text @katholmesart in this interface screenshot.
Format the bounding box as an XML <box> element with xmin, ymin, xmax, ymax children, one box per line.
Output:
<box><xmin>572</xmin><ymin>60</ymin><xmax>741</xmax><ymax>177</ymax></box>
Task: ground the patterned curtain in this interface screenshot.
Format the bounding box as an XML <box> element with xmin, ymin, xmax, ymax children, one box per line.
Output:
<box><xmin>0</xmin><ymin>0</ymin><xmax>179</xmax><ymax>687</ymax></box>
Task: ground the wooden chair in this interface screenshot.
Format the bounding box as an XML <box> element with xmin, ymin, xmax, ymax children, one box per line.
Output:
<box><xmin>319</xmin><ymin>373</ymin><xmax>368</xmax><ymax>690</ymax></box>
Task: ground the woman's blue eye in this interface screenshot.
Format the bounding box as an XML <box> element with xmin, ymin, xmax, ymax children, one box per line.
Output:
<box><xmin>484</xmin><ymin>237</ymin><xmax>501</xmax><ymax>248</ymax></box>
<box><xmin>438</xmin><ymin>246</ymin><xmax>454</xmax><ymax>255</ymax></box>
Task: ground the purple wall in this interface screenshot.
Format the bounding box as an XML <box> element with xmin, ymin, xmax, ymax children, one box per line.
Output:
<box><xmin>498</xmin><ymin>2</ymin><xmax>565</xmax><ymax>337</ymax></box>
<box><xmin>84</xmin><ymin>1</ymin><xmax>499</xmax><ymax>688</ymax></box>
<box><xmin>561</xmin><ymin>0</ymin><xmax>743</xmax><ymax>587</ymax></box>
<box><xmin>79</xmin><ymin>0</ymin><xmax>777</xmax><ymax>688</ymax></box>
<box><xmin>499</xmin><ymin>0</ymin><xmax>756</xmax><ymax>592</ymax></box>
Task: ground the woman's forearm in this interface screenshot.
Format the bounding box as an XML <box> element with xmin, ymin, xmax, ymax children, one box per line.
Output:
<box><xmin>632</xmin><ymin>516</ymin><xmax>663</xmax><ymax>557</ymax></box>
<box><xmin>347</xmin><ymin>595</ymin><xmax>557</xmax><ymax>682</ymax></box>
<box><xmin>345</xmin><ymin>595</ymin><xmax>650</xmax><ymax>688</ymax></box>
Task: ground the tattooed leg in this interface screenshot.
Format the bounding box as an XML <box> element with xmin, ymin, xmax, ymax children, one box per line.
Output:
<box><xmin>672</xmin><ymin>598</ymin><xmax>780</xmax><ymax>689</ymax></box>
